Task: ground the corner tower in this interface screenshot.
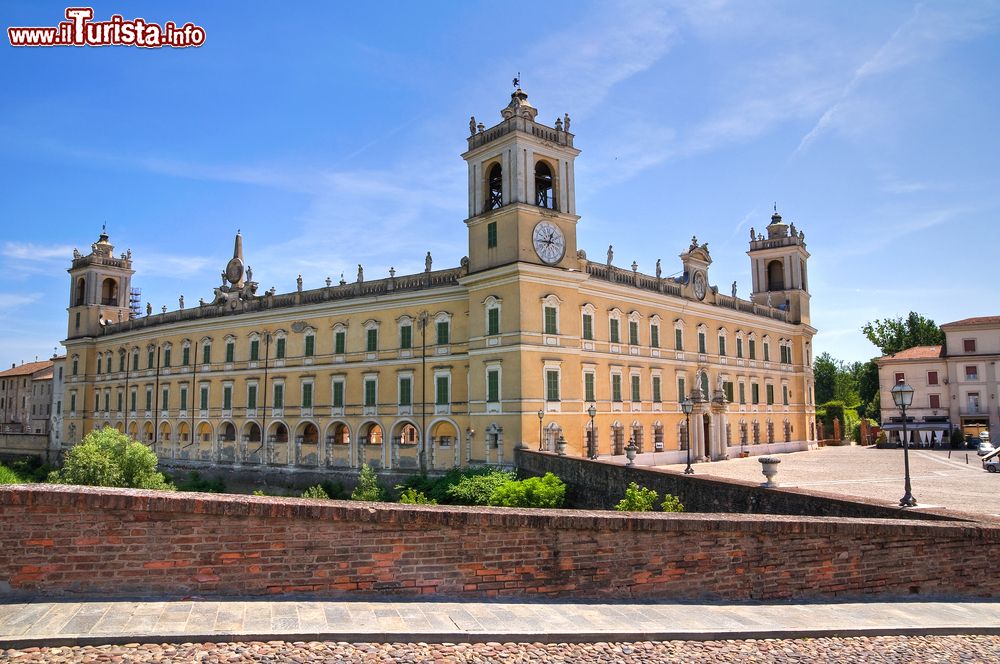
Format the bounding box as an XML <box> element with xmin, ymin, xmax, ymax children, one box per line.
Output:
<box><xmin>66</xmin><ymin>230</ymin><xmax>135</xmax><ymax>339</ymax></box>
<box><xmin>747</xmin><ymin>209</ymin><xmax>810</xmax><ymax>324</ymax></box>
<box><xmin>462</xmin><ymin>86</ymin><xmax>581</xmax><ymax>273</ymax></box>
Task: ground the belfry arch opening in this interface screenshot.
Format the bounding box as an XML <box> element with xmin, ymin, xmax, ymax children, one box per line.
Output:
<box><xmin>74</xmin><ymin>278</ymin><xmax>86</xmax><ymax>306</ymax></box>
<box><xmin>487</xmin><ymin>162</ymin><xmax>503</xmax><ymax>211</ymax></box>
<box><xmin>101</xmin><ymin>278</ymin><xmax>119</xmax><ymax>306</ymax></box>
<box><xmin>767</xmin><ymin>260</ymin><xmax>785</xmax><ymax>291</ymax></box>
<box><xmin>534</xmin><ymin>161</ymin><xmax>555</xmax><ymax>209</ymax></box>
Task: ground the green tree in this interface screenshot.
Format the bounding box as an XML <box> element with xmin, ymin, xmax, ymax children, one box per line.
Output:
<box><xmin>398</xmin><ymin>488</ymin><xmax>436</xmax><ymax>504</ymax></box>
<box><xmin>661</xmin><ymin>494</ymin><xmax>685</xmax><ymax>513</ymax></box>
<box><xmin>862</xmin><ymin>312</ymin><xmax>944</xmax><ymax>355</ymax></box>
<box><xmin>301</xmin><ymin>484</ymin><xmax>330</xmax><ymax>499</ymax></box>
<box><xmin>445</xmin><ymin>469</ymin><xmax>516</xmax><ymax>505</ymax></box>
<box><xmin>614</xmin><ymin>482</ymin><xmax>659</xmax><ymax>512</ymax></box>
<box><xmin>350</xmin><ymin>463</ymin><xmax>385</xmax><ymax>502</ymax></box>
<box><xmin>488</xmin><ymin>472</ymin><xmax>566</xmax><ymax>508</ymax></box>
<box><xmin>48</xmin><ymin>427</ymin><xmax>173</xmax><ymax>490</ymax></box>
<box><xmin>813</xmin><ymin>352</ymin><xmax>838</xmax><ymax>405</ymax></box>
<box><xmin>854</xmin><ymin>359</ymin><xmax>881</xmax><ymax>420</ymax></box>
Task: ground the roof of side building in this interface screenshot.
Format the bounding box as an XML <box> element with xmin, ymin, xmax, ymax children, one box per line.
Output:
<box><xmin>0</xmin><ymin>360</ymin><xmax>55</xmax><ymax>378</ymax></box>
<box><xmin>879</xmin><ymin>345</ymin><xmax>943</xmax><ymax>361</ymax></box>
<box><xmin>941</xmin><ymin>315</ymin><xmax>1000</xmax><ymax>328</ymax></box>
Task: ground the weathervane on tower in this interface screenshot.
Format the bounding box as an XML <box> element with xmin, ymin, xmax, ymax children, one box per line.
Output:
<box><xmin>512</xmin><ymin>72</ymin><xmax>520</xmax><ymax>88</ymax></box>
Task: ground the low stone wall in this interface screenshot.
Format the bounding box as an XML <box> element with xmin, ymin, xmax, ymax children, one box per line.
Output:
<box><xmin>2</xmin><ymin>484</ymin><xmax>999</xmax><ymax>601</ymax></box>
<box><xmin>515</xmin><ymin>450</ymin><xmax>970</xmax><ymax>521</ymax></box>
<box><xmin>0</xmin><ymin>433</ymin><xmax>49</xmax><ymax>463</ymax></box>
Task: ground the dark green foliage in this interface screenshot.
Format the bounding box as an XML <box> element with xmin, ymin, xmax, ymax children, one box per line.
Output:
<box><xmin>862</xmin><ymin>312</ymin><xmax>945</xmax><ymax>356</ymax></box>
<box><xmin>446</xmin><ymin>469</ymin><xmax>517</xmax><ymax>505</ymax></box>
<box><xmin>397</xmin><ymin>466</ymin><xmax>500</xmax><ymax>505</ymax></box>
<box><xmin>9</xmin><ymin>457</ymin><xmax>54</xmax><ymax>483</ymax></box>
<box><xmin>487</xmin><ymin>472</ymin><xmax>566</xmax><ymax>508</ymax></box>
<box><xmin>318</xmin><ymin>479</ymin><xmax>347</xmax><ymax>500</ymax></box>
<box><xmin>175</xmin><ymin>471</ymin><xmax>226</xmax><ymax>493</ymax></box>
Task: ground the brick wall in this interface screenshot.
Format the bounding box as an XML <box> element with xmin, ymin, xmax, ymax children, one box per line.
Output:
<box><xmin>2</xmin><ymin>484</ymin><xmax>1000</xmax><ymax>601</ymax></box>
<box><xmin>516</xmin><ymin>449</ymin><xmax>970</xmax><ymax>521</ymax></box>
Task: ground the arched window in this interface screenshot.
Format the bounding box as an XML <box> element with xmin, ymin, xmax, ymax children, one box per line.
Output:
<box><xmin>101</xmin><ymin>278</ymin><xmax>118</xmax><ymax>305</ymax></box>
<box><xmin>74</xmin><ymin>278</ymin><xmax>86</xmax><ymax>306</ymax></box>
<box><xmin>534</xmin><ymin>161</ymin><xmax>555</xmax><ymax>209</ymax></box>
<box><xmin>487</xmin><ymin>163</ymin><xmax>503</xmax><ymax>211</ymax></box>
<box><xmin>767</xmin><ymin>260</ymin><xmax>785</xmax><ymax>291</ymax></box>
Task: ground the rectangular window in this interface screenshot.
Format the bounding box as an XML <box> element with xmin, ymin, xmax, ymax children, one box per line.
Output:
<box><xmin>894</xmin><ymin>372</ymin><xmax>905</xmax><ymax>383</ymax></box>
<box><xmin>129</xmin><ymin>390</ymin><xmax>135</xmax><ymax>412</ymax></box>
<box><xmin>302</xmin><ymin>383</ymin><xmax>313</xmax><ymax>408</ymax></box>
<box><xmin>332</xmin><ymin>381</ymin><xmax>344</xmax><ymax>407</ymax></box>
<box><xmin>181</xmin><ymin>346</ymin><xmax>190</xmax><ymax>366</ymax></box>
<box><xmin>163</xmin><ymin>348</ymin><xmax>171</xmax><ymax>368</ymax></box>
<box><xmin>437</xmin><ymin>321</ymin><xmax>449</xmax><ymax>345</ymax></box>
<box><xmin>630</xmin><ymin>374</ymin><xmax>641</xmax><ymax>402</ymax></box>
<box><xmin>719</xmin><ymin>336</ymin><xmax>727</xmax><ymax>356</ymax></box>
<box><xmin>612</xmin><ymin>374</ymin><xmax>623</xmax><ymax>402</ymax></box>
<box><xmin>545</xmin><ymin>370</ymin><xmax>560</xmax><ymax>402</ymax></box>
<box><xmin>366</xmin><ymin>329</ymin><xmax>378</xmax><ymax>352</ymax></box>
<box><xmin>582</xmin><ymin>314</ymin><xmax>593</xmax><ymax>340</ymax></box>
<box><xmin>273</xmin><ymin>384</ymin><xmax>284</xmax><ymax>409</ymax></box>
<box><xmin>147</xmin><ymin>349</ymin><xmax>154</xmax><ymax>369</ymax></box>
<box><xmin>202</xmin><ymin>344</ymin><xmax>211</xmax><ymax>364</ymax></box>
<box><xmin>399</xmin><ymin>377</ymin><xmax>412</xmax><ymax>406</ymax></box>
<box><xmin>650</xmin><ymin>325</ymin><xmax>659</xmax><ymax>348</ymax></box>
<box><xmin>964</xmin><ymin>339</ymin><xmax>977</xmax><ymax>352</ymax></box>
<box><xmin>365</xmin><ymin>379</ymin><xmax>378</xmax><ymax>407</ymax></box>
<box><xmin>179</xmin><ymin>386</ymin><xmax>188</xmax><ymax>411</ymax></box>
<box><xmin>652</xmin><ymin>376</ymin><xmax>662</xmax><ymax>403</ymax></box>
<box><xmin>435</xmin><ymin>376</ymin><xmax>449</xmax><ymax>405</ymax></box>
<box><xmin>304</xmin><ymin>335</ymin><xmax>315</xmax><ymax>357</ymax></box>
<box><xmin>764</xmin><ymin>343</ymin><xmax>770</xmax><ymax>362</ymax></box>
<box><xmin>158</xmin><ymin>387</ymin><xmax>167</xmax><ymax>410</ymax></box>
<box><xmin>675</xmin><ymin>328</ymin><xmax>683</xmax><ymax>351</ymax></box>
<box><xmin>70</xmin><ymin>394</ymin><xmax>76</xmax><ymax>413</ymax></box>
<box><xmin>544</xmin><ymin>307</ymin><xmax>557</xmax><ymax>335</ymax></box>
<box><xmin>752</xmin><ymin>383</ymin><xmax>760</xmax><ymax>404</ymax></box>
<box><xmin>677</xmin><ymin>377</ymin><xmax>686</xmax><ymax>401</ymax></box>
<box><xmin>965</xmin><ymin>365</ymin><xmax>978</xmax><ymax>380</ymax></box>
<box><xmin>276</xmin><ymin>337</ymin><xmax>286</xmax><ymax>359</ymax></box>
<box><xmin>103</xmin><ymin>392</ymin><xmax>109</xmax><ymax>412</ymax></box>
<box><xmin>927</xmin><ymin>371</ymin><xmax>938</xmax><ymax>385</ymax></box>
<box><xmin>782</xmin><ymin>385</ymin><xmax>788</xmax><ymax>405</ymax></box>
<box><xmin>118</xmin><ymin>354</ymin><xmax>125</xmax><ymax>372</ymax></box>
<box><xmin>72</xmin><ymin>359</ymin><xmax>78</xmax><ymax>375</ymax></box>
<box><xmin>223</xmin><ymin>385</ymin><xmax>232</xmax><ymax>410</ymax></box>
<box><xmin>749</xmin><ymin>340</ymin><xmax>756</xmax><ymax>360</ymax></box>
<box><xmin>116</xmin><ymin>391</ymin><xmax>123</xmax><ymax>412</ymax></box>
<box><xmin>97</xmin><ymin>357</ymin><xmax>102</xmax><ymax>374</ymax></box>
<box><xmin>584</xmin><ymin>373</ymin><xmax>595</xmax><ymax>402</ymax></box>
<box><xmin>400</xmin><ymin>325</ymin><xmax>412</xmax><ymax>349</ymax></box>
<box><xmin>250</xmin><ymin>339</ymin><xmax>259</xmax><ymax>361</ymax></box>
<box><xmin>929</xmin><ymin>394</ymin><xmax>940</xmax><ymax>409</ymax></box>
<box><xmin>487</xmin><ymin>308</ymin><xmax>500</xmax><ymax>336</ymax></box>
<box><xmin>698</xmin><ymin>332</ymin><xmax>706</xmax><ymax>354</ymax></box>
<box><xmin>628</xmin><ymin>321</ymin><xmax>639</xmax><ymax>346</ymax></box>
<box><xmin>247</xmin><ymin>384</ymin><xmax>257</xmax><ymax>409</ymax></box>
<box><xmin>487</xmin><ymin>370</ymin><xmax>499</xmax><ymax>403</ymax></box>
<box><xmin>75</xmin><ymin>312</ymin><xmax>80</xmax><ymax>331</ymax></box>
<box><xmin>225</xmin><ymin>342</ymin><xmax>235</xmax><ymax>363</ymax></box>
<box><xmin>333</xmin><ymin>332</ymin><xmax>344</xmax><ymax>355</ymax></box>
<box><xmin>610</xmin><ymin>319</ymin><xmax>620</xmax><ymax>343</ymax></box>
<box><xmin>144</xmin><ymin>389</ymin><xmax>152</xmax><ymax>411</ymax></box>
<box><xmin>487</xmin><ymin>221</ymin><xmax>497</xmax><ymax>248</ymax></box>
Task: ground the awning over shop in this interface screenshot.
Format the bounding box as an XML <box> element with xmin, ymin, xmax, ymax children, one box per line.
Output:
<box><xmin>879</xmin><ymin>422</ymin><xmax>952</xmax><ymax>431</ymax></box>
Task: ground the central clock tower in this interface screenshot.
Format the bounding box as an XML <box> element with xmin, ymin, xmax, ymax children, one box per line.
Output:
<box><xmin>462</xmin><ymin>87</ymin><xmax>581</xmax><ymax>273</ymax></box>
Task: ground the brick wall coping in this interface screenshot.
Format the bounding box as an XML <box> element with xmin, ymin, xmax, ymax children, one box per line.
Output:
<box><xmin>4</xmin><ymin>484</ymin><xmax>999</xmax><ymax>541</ymax></box>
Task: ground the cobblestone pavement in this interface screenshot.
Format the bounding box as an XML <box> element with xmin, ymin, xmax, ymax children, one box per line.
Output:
<box><xmin>4</xmin><ymin>636</ymin><xmax>1000</xmax><ymax>662</ymax></box>
<box><xmin>648</xmin><ymin>445</ymin><xmax>1000</xmax><ymax>517</ymax></box>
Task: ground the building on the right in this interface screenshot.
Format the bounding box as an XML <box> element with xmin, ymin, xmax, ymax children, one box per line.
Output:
<box><xmin>877</xmin><ymin>316</ymin><xmax>1000</xmax><ymax>444</ymax></box>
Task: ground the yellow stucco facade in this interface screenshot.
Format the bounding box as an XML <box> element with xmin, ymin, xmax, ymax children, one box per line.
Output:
<box><xmin>61</xmin><ymin>88</ymin><xmax>817</xmax><ymax>473</ymax></box>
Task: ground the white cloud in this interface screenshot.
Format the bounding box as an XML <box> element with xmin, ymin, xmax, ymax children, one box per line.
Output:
<box><xmin>0</xmin><ymin>292</ymin><xmax>42</xmax><ymax>308</ymax></box>
<box><xmin>2</xmin><ymin>242</ymin><xmax>74</xmax><ymax>261</ymax></box>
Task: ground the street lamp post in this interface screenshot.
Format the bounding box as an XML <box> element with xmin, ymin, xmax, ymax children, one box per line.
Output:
<box><xmin>587</xmin><ymin>403</ymin><xmax>597</xmax><ymax>459</ymax></box>
<box><xmin>681</xmin><ymin>396</ymin><xmax>694</xmax><ymax>475</ymax></box>
<box><xmin>537</xmin><ymin>409</ymin><xmax>544</xmax><ymax>451</ymax></box>
<box><xmin>891</xmin><ymin>379</ymin><xmax>917</xmax><ymax>507</ymax></box>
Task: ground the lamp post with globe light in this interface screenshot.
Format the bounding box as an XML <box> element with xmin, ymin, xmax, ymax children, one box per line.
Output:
<box><xmin>681</xmin><ymin>397</ymin><xmax>694</xmax><ymax>474</ymax></box>
<box><xmin>587</xmin><ymin>403</ymin><xmax>597</xmax><ymax>459</ymax></box>
<box><xmin>891</xmin><ymin>379</ymin><xmax>917</xmax><ymax>507</ymax></box>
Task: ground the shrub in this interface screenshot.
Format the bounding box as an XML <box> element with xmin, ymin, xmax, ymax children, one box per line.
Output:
<box><xmin>251</xmin><ymin>489</ymin><xmax>267</xmax><ymax>496</ymax></box>
<box><xmin>446</xmin><ymin>469</ymin><xmax>516</xmax><ymax>505</ymax></box>
<box><xmin>661</xmin><ymin>494</ymin><xmax>685</xmax><ymax>513</ymax></box>
<box><xmin>48</xmin><ymin>427</ymin><xmax>173</xmax><ymax>490</ymax></box>
<box><xmin>614</xmin><ymin>482</ymin><xmax>658</xmax><ymax>512</ymax></box>
<box><xmin>175</xmin><ymin>471</ymin><xmax>226</xmax><ymax>493</ymax></box>
<box><xmin>398</xmin><ymin>488</ymin><xmax>436</xmax><ymax>505</ymax></box>
<box><xmin>0</xmin><ymin>464</ymin><xmax>25</xmax><ymax>484</ymax></box>
<box><xmin>301</xmin><ymin>484</ymin><xmax>330</xmax><ymax>500</ymax></box>
<box><xmin>10</xmin><ymin>457</ymin><xmax>53</xmax><ymax>482</ymax></box>
<box><xmin>319</xmin><ymin>479</ymin><xmax>347</xmax><ymax>500</ymax></box>
<box><xmin>488</xmin><ymin>472</ymin><xmax>566</xmax><ymax>508</ymax></box>
<box><xmin>351</xmin><ymin>463</ymin><xmax>385</xmax><ymax>502</ymax></box>
<box><xmin>396</xmin><ymin>466</ymin><xmax>500</xmax><ymax>505</ymax></box>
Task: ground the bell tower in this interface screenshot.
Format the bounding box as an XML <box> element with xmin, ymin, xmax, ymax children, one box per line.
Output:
<box><xmin>66</xmin><ymin>229</ymin><xmax>135</xmax><ymax>339</ymax></box>
<box><xmin>747</xmin><ymin>209</ymin><xmax>811</xmax><ymax>324</ymax></box>
<box><xmin>462</xmin><ymin>85</ymin><xmax>581</xmax><ymax>273</ymax></box>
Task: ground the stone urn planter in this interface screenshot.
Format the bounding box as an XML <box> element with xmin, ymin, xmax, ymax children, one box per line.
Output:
<box><xmin>556</xmin><ymin>435</ymin><xmax>567</xmax><ymax>456</ymax></box>
<box><xmin>625</xmin><ymin>440</ymin><xmax>638</xmax><ymax>466</ymax></box>
<box><xmin>758</xmin><ymin>456</ymin><xmax>781</xmax><ymax>487</ymax></box>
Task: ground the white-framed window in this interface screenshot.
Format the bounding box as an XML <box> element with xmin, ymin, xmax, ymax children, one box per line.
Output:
<box><xmin>697</xmin><ymin>324</ymin><xmax>708</xmax><ymax>354</ymax></box>
<box><xmin>398</xmin><ymin>315</ymin><xmax>414</xmax><ymax>350</ymax></box>
<box><xmin>181</xmin><ymin>339</ymin><xmax>191</xmax><ymax>366</ymax></box>
<box><xmin>718</xmin><ymin>327</ymin><xmax>728</xmax><ymax>357</ymax></box>
<box><xmin>301</xmin><ymin>379</ymin><xmax>314</xmax><ymax>411</ymax></box>
<box><xmin>544</xmin><ymin>364</ymin><xmax>561</xmax><ymax>403</ymax></box>
<box><xmin>223</xmin><ymin>335</ymin><xmax>236</xmax><ymax>364</ymax></box>
<box><xmin>246</xmin><ymin>381</ymin><xmax>258</xmax><ymax>411</ymax></box>
<box><xmin>248</xmin><ymin>332</ymin><xmax>261</xmax><ymax>363</ymax></box>
<box><xmin>541</xmin><ymin>294</ymin><xmax>561</xmax><ymax>336</ymax></box>
<box><xmin>201</xmin><ymin>337</ymin><xmax>213</xmax><ymax>365</ymax></box>
<box><xmin>611</xmin><ymin>371</ymin><xmax>624</xmax><ymax>403</ymax></box>
<box><xmin>332</xmin><ymin>323</ymin><xmax>347</xmax><ymax>355</ymax></box>
<box><xmin>434</xmin><ymin>370</ymin><xmax>451</xmax><ymax>413</ymax></box>
<box><xmin>363</xmin><ymin>375</ymin><xmax>378</xmax><ymax>408</ymax></box>
<box><xmin>303</xmin><ymin>327</ymin><xmax>316</xmax><ymax>359</ymax></box>
<box><xmin>222</xmin><ymin>382</ymin><xmax>233</xmax><ymax>412</ymax></box>
<box><xmin>735</xmin><ymin>330</ymin><xmax>744</xmax><ymax>358</ymax></box>
<box><xmin>762</xmin><ymin>334</ymin><xmax>771</xmax><ymax>362</ymax></box>
<box><xmin>627</xmin><ymin>311</ymin><xmax>641</xmax><ymax>346</ymax></box>
<box><xmin>434</xmin><ymin>311</ymin><xmax>452</xmax><ymax>345</ymax></box>
<box><xmin>673</xmin><ymin>319</ymin><xmax>684</xmax><ymax>351</ymax></box>
<box><xmin>649</xmin><ymin>315</ymin><xmax>661</xmax><ymax>349</ymax></box>
<box><xmin>363</xmin><ymin>319</ymin><xmax>380</xmax><ymax>354</ymax></box>
<box><xmin>581</xmin><ymin>303</ymin><xmax>596</xmax><ymax>341</ymax></box>
<box><xmin>331</xmin><ymin>376</ymin><xmax>346</xmax><ymax>409</ymax></box>
<box><xmin>608</xmin><ymin>308</ymin><xmax>623</xmax><ymax>344</ymax></box>
<box><xmin>486</xmin><ymin>362</ymin><xmax>501</xmax><ymax>408</ymax></box>
<box><xmin>630</xmin><ymin>371</ymin><xmax>641</xmax><ymax>403</ymax></box>
<box><xmin>484</xmin><ymin>296</ymin><xmax>502</xmax><ymax>337</ymax></box>
<box><xmin>272</xmin><ymin>380</ymin><xmax>284</xmax><ymax>411</ymax></box>
<box><xmin>397</xmin><ymin>372</ymin><xmax>413</xmax><ymax>408</ymax></box>
<box><xmin>583</xmin><ymin>369</ymin><xmax>596</xmax><ymax>403</ymax></box>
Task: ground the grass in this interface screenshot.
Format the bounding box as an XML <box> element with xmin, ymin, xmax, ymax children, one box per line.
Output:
<box><xmin>0</xmin><ymin>464</ymin><xmax>26</xmax><ymax>484</ymax></box>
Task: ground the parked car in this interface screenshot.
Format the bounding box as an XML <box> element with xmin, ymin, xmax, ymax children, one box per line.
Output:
<box><xmin>966</xmin><ymin>435</ymin><xmax>983</xmax><ymax>450</ymax></box>
<box><xmin>978</xmin><ymin>440</ymin><xmax>996</xmax><ymax>456</ymax></box>
<box><xmin>984</xmin><ymin>458</ymin><xmax>1000</xmax><ymax>473</ymax></box>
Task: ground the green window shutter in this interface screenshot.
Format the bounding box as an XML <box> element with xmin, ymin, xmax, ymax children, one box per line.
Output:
<box><xmin>650</xmin><ymin>325</ymin><xmax>659</xmax><ymax>348</ymax></box>
<box><xmin>247</xmin><ymin>385</ymin><xmax>256</xmax><ymax>409</ymax></box>
<box><xmin>724</xmin><ymin>382</ymin><xmax>734</xmax><ymax>403</ymax></box>
<box><xmin>276</xmin><ymin>337</ymin><xmax>286</xmax><ymax>359</ymax></box>
<box><xmin>224</xmin><ymin>343</ymin><xmax>233</xmax><ymax>363</ymax></box>
<box><xmin>334</xmin><ymin>332</ymin><xmax>344</xmax><ymax>355</ymax></box>
<box><xmin>737</xmin><ymin>338</ymin><xmax>743</xmax><ymax>358</ymax></box>
<box><xmin>119</xmin><ymin>354</ymin><xmax>125</xmax><ymax>372</ymax></box>
<box><xmin>766</xmin><ymin>385</ymin><xmax>774</xmax><ymax>405</ymax></box>
<box><xmin>719</xmin><ymin>337</ymin><xmax>726</xmax><ymax>356</ymax></box>
<box><xmin>546</xmin><ymin>370</ymin><xmax>560</xmax><ymax>402</ymax></box>
<box><xmin>182</xmin><ymin>347</ymin><xmax>190</xmax><ymax>366</ymax></box>
<box><xmin>764</xmin><ymin>343</ymin><xmax>770</xmax><ymax>362</ymax></box>
<box><xmin>365</xmin><ymin>380</ymin><xmax>377</xmax><ymax>407</ymax></box>
<box><xmin>584</xmin><ymin>373</ymin><xmax>595</xmax><ymax>402</ymax></box>
<box><xmin>698</xmin><ymin>333</ymin><xmax>706</xmax><ymax>354</ymax></box>
<box><xmin>675</xmin><ymin>328</ymin><xmax>683</xmax><ymax>350</ymax></box>
<box><xmin>273</xmin><ymin>384</ymin><xmax>284</xmax><ymax>409</ymax></box>
<box><xmin>700</xmin><ymin>373</ymin><xmax>709</xmax><ymax>398</ymax></box>
<box><xmin>163</xmin><ymin>349</ymin><xmax>171</xmax><ymax>367</ymax></box>
<box><xmin>400</xmin><ymin>378</ymin><xmax>412</xmax><ymax>406</ymax></box>
<box><xmin>582</xmin><ymin>314</ymin><xmax>593</xmax><ymax>340</ymax></box>
<box><xmin>752</xmin><ymin>384</ymin><xmax>759</xmax><ymax>404</ymax></box>
<box><xmin>749</xmin><ymin>340</ymin><xmax>756</xmax><ymax>360</ymax></box>
<box><xmin>180</xmin><ymin>388</ymin><xmax>187</xmax><ymax>411</ymax></box>
<box><xmin>129</xmin><ymin>391</ymin><xmax>135</xmax><ymax>412</ymax></box>
<box><xmin>610</xmin><ymin>319</ymin><xmax>620</xmax><ymax>343</ymax></box>
<box><xmin>487</xmin><ymin>308</ymin><xmax>500</xmax><ymax>336</ymax></box>
<box><xmin>487</xmin><ymin>370</ymin><xmax>499</xmax><ymax>402</ymax></box>
<box><xmin>739</xmin><ymin>383</ymin><xmax>746</xmax><ymax>404</ymax></box>
<box><xmin>304</xmin><ymin>335</ymin><xmax>314</xmax><ymax>357</ymax></box>
<box><xmin>629</xmin><ymin>321</ymin><xmax>639</xmax><ymax>345</ymax></box>
<box><xmin>147</xmin><ymin>350</ymin><xmax>154</xmax><ymax>368</ymax></box>
<box><xmin>97</xmin><ymin>357</ymin><xmax>102</xmax><ymax>374</ymax></box>
<box><xmin>302</xmin><ymin>383</ymin><xmax>313</xmax><ymax>408</ymax></box>
<box><xmin>631</xmin><ymin>375</ymin><xmax>640</xmax><ymax>402</ymax></box>
<box><xmin>487</xmin><ymin>221</ymin><xmax>497</xmax><ymax>248</ymax></box>
<box><xmin>223</xmin><ymin>386</ymin><xmax>232</xmax><ymax>410</ymax></box>
<box><xmin>104</xmin><ymin>392</ymin><xmax>109</xmax><ymax>411</ymax></box>
<box><xmin>678</xmin><ymin>378</ymin><xmax>686</xmax><ymax>401</ymax></box>
<box><xmin>782</xmin><ymin>385</ymin><xmax>789</xmax><ymax>405</ymax></box>
<box><xmin>202</xmin><ymin>344</ymin><xmax>211</xmax><ymax>364</ymax></box>
<box><xmin>145</xmin><ymin>390</ymin><xmax>152</xmax><ymax>411</ymax></box>
<box><xmin>70</xmin><ymin>394</ymin><xmax>76</xmax><ymax>412</ymax></box>
<box><xmin>117</xmin><ymin>392</ymin><xmax>123</xmax><ymax>412</ymax></box>
<box><xmin>612</xmin><ymin>375</ymin><xmax>622</xmax><ymax>402</ymax></box>
<box><xmin>333</xmin><ymin>382</ymin><xmax>344</xmax><ymax>407</ymax></box>
<box><xmin>161</xmin><ymin>388</ymin><xmax>168</xmax><ymax>409</ymax></box>
<box><xmin>435</xmin><ymin>376</ymin><xmax>449</xmax><ymax>405</ymax></box>
<box><xmin>437</xmin><ymin>321</ymin><xmax>449</xmax><ymax>345</ymax></box>
<box><xmin>250</xmin><ymin>340</ymin><xmax>259</xmax><ymax>361</ymax></box>
<box><xmin>652</xmin><ymin>377</ymin><xmax>661</xmax><ymax>403</ymax></box>
<box><xmin>366</xmin><ymin>329</ymin><xmax>377</xmax><ymax>352</ymax></box>
<box><xmin>401</xmin><ymin>325</ymin><xmax>412</xmax><ymax>349</ymax></box>
<box><xmin>544</xmin><ymin>307</ymin><xmax>557</xmax><ymax>335</ymax></box>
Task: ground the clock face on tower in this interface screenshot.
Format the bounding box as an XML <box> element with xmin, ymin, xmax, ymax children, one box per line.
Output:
<box><xmin>693</xmin><ymin>270</ymin><xmax>707</xmax><ymax>300</ymax></box>
<box><xmin>532</xmin><ymin>221</ymin><xmax>565</xmax><ymax>265</ymax></box>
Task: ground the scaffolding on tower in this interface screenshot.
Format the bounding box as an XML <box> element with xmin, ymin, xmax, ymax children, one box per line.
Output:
<box><xmin>129</xmin><ymin>288</ymin><xmax>142</xmax><ymax>319</ymax></box>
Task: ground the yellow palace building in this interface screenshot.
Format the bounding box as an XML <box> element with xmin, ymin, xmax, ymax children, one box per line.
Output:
<box><xmin>60</xmin><ymin>87</ymin><xmax>817</xmax><ymax>474</ymax></box>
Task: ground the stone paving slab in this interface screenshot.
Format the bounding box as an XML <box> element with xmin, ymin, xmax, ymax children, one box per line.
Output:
<box><xmin>2</xmin><ymin>598</ymin><xmax>1000</xmax><ymax>648</ymax></box>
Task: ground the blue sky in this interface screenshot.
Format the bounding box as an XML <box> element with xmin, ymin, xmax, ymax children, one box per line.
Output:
<box><xmin>1</xmin><ymin>1</ymin><xmax>998</xmax><ymax>368</ymax></box>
